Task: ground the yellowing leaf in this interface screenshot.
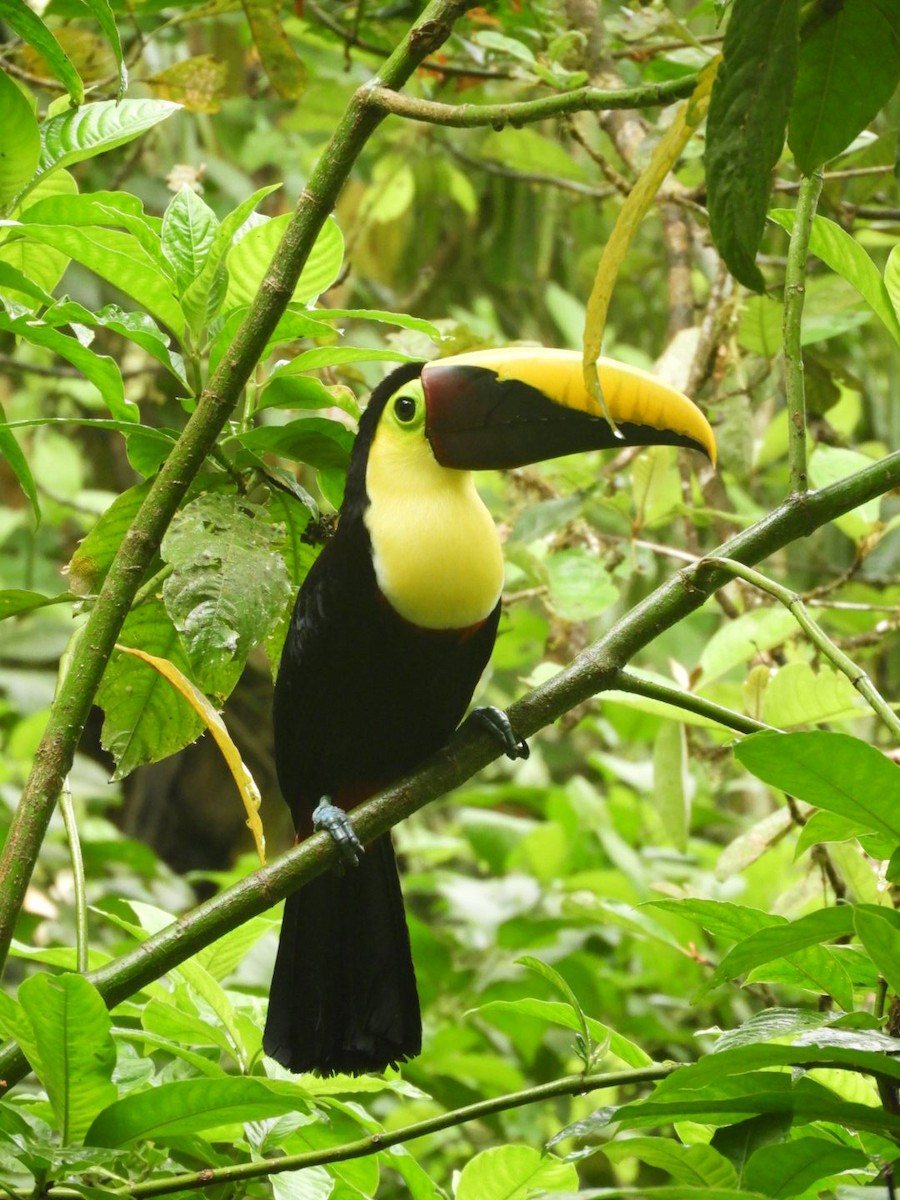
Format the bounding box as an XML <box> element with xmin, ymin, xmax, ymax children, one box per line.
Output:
<box><xmin>115</xmin><ymin>644</ymin><xmax>266</xmax><ymax>864</ymax></box>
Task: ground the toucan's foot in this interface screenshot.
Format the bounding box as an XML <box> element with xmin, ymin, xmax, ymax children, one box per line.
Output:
<box><xmin>312</xmin><ymin>797</ymin><xmax>364</xmax><ymax>867</ymax></box>
<box><xmin>470</xmin><ymin>706</ymin><xmax>530</xmax><ymax>761</ymax></box>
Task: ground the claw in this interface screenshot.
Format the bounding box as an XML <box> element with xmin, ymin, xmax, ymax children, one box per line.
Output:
<box><xmin>313</xmin><ymin>797</ymin><xmax>364</xmax><ymax>866</ymax></box>
<box><xmin>469</xmin><ymin>705</ymin><xmax>530</xmax><ymax>761</ymax></box>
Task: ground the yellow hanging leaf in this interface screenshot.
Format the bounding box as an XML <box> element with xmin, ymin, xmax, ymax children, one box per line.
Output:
<box><xmin>582</xmin><ymin>58</ymin><xmax>720</xmax><ymax>417</ymax></box>
<box><xmin>148</xmin><ymin>55</ymin><xmax>228</xmax><ymax>114</ymax></box>
<box><xmin>115</xmin><ymin>643</ymin><xmax>266</xmax><ymax>864</ymax></box>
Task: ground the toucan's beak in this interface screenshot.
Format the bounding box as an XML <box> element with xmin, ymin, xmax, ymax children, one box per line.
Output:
<box><xmin>421</xmin><ymin>348</ymin><xmax>716</xmax><ymax>470</ymax></box>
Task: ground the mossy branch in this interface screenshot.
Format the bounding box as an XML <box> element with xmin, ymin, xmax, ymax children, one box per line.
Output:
<box><xmin>0</xmin><ymin>0</ymin><xmax>472</xmax><ymax>978</ymax></box>
<box><xmin>0</xmin><ymin>447</ymin><xmax>897</xmax><ymax>1093</ymax></box>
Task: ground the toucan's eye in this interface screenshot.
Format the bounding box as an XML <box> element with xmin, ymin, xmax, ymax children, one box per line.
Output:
<box><xmin>394</xmin><ymin>394</ymin><xmax>417</xmax><ymax>423</ymax></box>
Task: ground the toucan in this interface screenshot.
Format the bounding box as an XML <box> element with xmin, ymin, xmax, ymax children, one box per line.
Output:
<box><xmin>264</xmin><ymin>347</ymin><xmax>716</xmax><ymax>1076</ymax></box>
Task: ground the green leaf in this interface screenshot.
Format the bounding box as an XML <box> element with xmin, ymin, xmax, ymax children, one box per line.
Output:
<box><xmin>224</xmin><ymin>213</ymin><xmax>343</xmax><ymax>310</ymax></box>
<box><xmin>209</xmin><ymin>304</ymin><xmax>332</xmax><ymax>376</ymax></box>
<box><xmin>267</xmin><ymin>345</ymin><xmax>413</xmax><ymax>375</ymax></box>
<box><xmin>0</xmin><ymin>68</ymin><xmax>41</xmax><ymax>205</ymax></box>
<box><xmin>0</xmin><ymin>309</ymin><xmax>133</xmax><ymax>420</ymax></box>
<box><xmin>0</xmin><ymin>399</ymin><xmax>39</xmax><ymax>520</ymax></box>
<box><xmin>769</xmin><ymin>210</ymin><xmax>900</xmax><ymax>346</ymax></box>
<box><xmin>36</xmin><ymin>99</ymin><xmax>181</xmax><ymax>189</ymax></box>
<box><xmin>632</xmin><ymin>445</ymin><xmax>682</xmax><ymax>527</ymax></box>
<box><xmin>744</xmin><ymin>1136</ymin><xmax>867</xmax><ymax>1198</ymax></box>
<box><xmin>545</xmin><ymin>548</ymin><xmax>617</xmax><ymax>621</ymax></box>
<box><xmin>789</xmin><ymin>0</ymin><xmax>900</xmax><ymax>172</ymax></box>
<box><xmin>854</xmin><ymin>906</ymin><xmax>900</xmax><ymax>997</ymax></box>
<box><xmin>473</xmin><ymin>998</ymin><xmax>653</xmax><ymax>1068</ymax></box>
<box><xmin>0</xmin><ymin>221</ymin><xmax>184</xmax><ymax>339</ymax></box>
<box><xmin>161</xmin><ymin>185</ymin><xmax>219</xmax><ymax>296</ymax></box>
<box><xmin>86</xmin><ymin>1076</ymin><xmax>313</xmax><ymax>1146</ymax></box>
<box><xmin>761</xmin><ymin>661</ymin><xmax>865</xmax><ymax>726</ymax></box>
<box><xmin>18</xmin><ymin>974</ymin><xmax>116</xmax><ymax>1144</ymax></box>
<box><xmin>68</xmin><ymin>478</ymin><xmax>153</xmax><ymax>596</ymax></box>
<box><xmin>0</xmin><ymin>0</ymin><xmax>83</xmax><ymax>106</ymax></box>
<box><xmin>0</xmin><ymin>168</ymin><xmax>76</xmax><ymax>299</ymax></box>
<box><xmin>46</xmin><ymin>300</ymin><xmax>188</xmax><ymax>387</ymax></box>
<box><xmin>649</xmin><ymin>898</ymin><xmax>779</xmax><ymax>944</ymax></box>
<box><xmin>96</xmin><ymin>597</ymin><xmax>205</xmax><ymax>778</ymax></box>
<box><xmin>886</xmin><ymin>243</ymin><xmax>900</xmax><ymax>319</ymax></box>
<box><xmin>181</xmin><ymin>182</ymin><xmax>281</xmax><ymax>335</ymax></box>
<box><xmin>653</xmin><ymin>720</ymin><xmax>689</xmax><ymax>852</ymax></box>
<box><xmin>734</xmin><ymin>730</ymin><xmax>900</xmax><ymax>841</ymax></box>
<box><xmin>316</xmin><ymin>307</ymin><xmax>444</xmax><ymax>340</ymax></box>
<box><xmin>79</xmin><ymin>0</ymin><xmax>128</xmax><ymax>99</ymax></box>
<box><xmin>236</xmin><ymin>417</ymin><xmax>355</xmax><ymax>471</ymax></box>
<box><xmin>161</xmin><ymin>494</ymin><xmax>293</xmax><ymax>694</ymax></box>
<box><xmin>699</xmin><ymin>905</ymin><xmax>855</xmax><ymax>997</ymax></box>
<box><xmin>601</xmin><ymin>1137</ymin><xmax>738</xmax><ymax>1189</ymax></box>
<box><xmin>455</xmin><ymin>1145</ymin><xmax>578</xmax><ymax>1200</ymax></box>
<box><xmin>613</xmin><ymin>1073</ymin><xmax>900</xmax><ymax>1136</ymax></box>
<box><xmin>0</xmin><ymin>589</ymin><xmax>71</xmax><ymax>620</ymax></box>
<box><xmin>808</xmin><ymin>445</ymin><xmax>882</xmax><ymax>540</ymax></box>
<box><xmin>705</xmin><ymin>0</ymin><xmax>800</xmax><ymax>290</ymax></box>
<box><xmin>698</xmin><ymin>606</ymin><xmax>797</xmax><ymax>684</ymax></box>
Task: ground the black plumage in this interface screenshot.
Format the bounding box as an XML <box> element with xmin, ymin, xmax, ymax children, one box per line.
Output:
<box><xmin>264</xmin><ymin>364</ymin><xmax>499</xmax><ymax>1075</ymax></box>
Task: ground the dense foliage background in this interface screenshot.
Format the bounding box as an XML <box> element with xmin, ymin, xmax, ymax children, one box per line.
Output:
<box><xmin>0</xmin><ymin>0</ymin><xmax>899</xmax><ymax>1197</ymax></box>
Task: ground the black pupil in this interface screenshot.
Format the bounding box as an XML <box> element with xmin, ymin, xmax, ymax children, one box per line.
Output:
<box><xmin>395</xmin><ymin>395</ymin><xmax>416</xmax><ymax>422</ymax></box>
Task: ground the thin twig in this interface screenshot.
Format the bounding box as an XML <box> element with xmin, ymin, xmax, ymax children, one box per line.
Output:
<box><xmin>782</xmin><ymin>169</ymin><xmax>824</xmax><ymax>495</ymax></box>
<box><xmin>704</xmin><ymin>557</ymin><xmax>900</xmax><ymax>742</ymax></box>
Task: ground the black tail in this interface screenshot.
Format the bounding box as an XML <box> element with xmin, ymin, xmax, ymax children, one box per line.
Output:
<box><xmin>263</xmin><ymin>834</ymin><xmax>421</xmax><ymax>1075</ymax></box>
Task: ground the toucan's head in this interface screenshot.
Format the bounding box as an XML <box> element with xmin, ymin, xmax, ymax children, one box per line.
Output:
<box><xmin>347</xmin><ymin>348</ymin><xmax>715</xmax><ymax>511</ymax></box>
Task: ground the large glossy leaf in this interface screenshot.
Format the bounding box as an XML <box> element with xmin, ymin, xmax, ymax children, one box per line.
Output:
<box><xmin>744</xmin><ymin>1136</ymin><xmax>867</xmax><ymax>1198</ymax></box>
<box><xmin>223</xmin><ymin>213</ymin><xmax>343</xmax><ymax>310</ymax></box>
<box><xmin>455</xmin><ymin>1145</ymin><xmax>578</xmax><ymax>1200</ymax></box>
<box><xmin>0</xmin><ymin>221</ymin><xmax>184</xmax><ymax>339</ymax></box>
<box><xmin>705</xmin><ymin>0</ymin><xmax>800</xmax><ymax>290</ymax></box>
<box><xmin>236</xmin><ymin>417</ymin><xmax>355</xmax><ymax>471</ymax></box>
<box><xmin>36</xmin><ymin>99</ymin><xmax>180</xmax><ymax>186</ymax></box>
<box><xmin>735</xmin><ymin>730</ymin><xmax>900</xmax><ymax>842</ymax></box>
<box><xmin>86</xmin><ymin>1076</ymin><xmax>313</xmax><ymax>1146</ymax></box>
<box><xmin>0</xmin><ymin>168</ymin><xmax>76</xmax><ymax>300</ymax></box>
<box><xmin>18</xmin><ymin>974</ymin><xmax>116</xmax><ymax>1144</ymax></box>
<box><xmin>789</xmin><ymin>0</ymin><xmax>900</xmax><ymax>172</ymax></box>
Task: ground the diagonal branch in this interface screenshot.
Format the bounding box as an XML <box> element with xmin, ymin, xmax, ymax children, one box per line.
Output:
<box><xmin>0</xmin><ymin>447</ymin><xmax>897</xmax><ymax>1094</ymax></box>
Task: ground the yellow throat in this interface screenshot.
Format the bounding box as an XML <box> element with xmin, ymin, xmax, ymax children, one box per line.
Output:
<box><xmin>363</xmin><ymin>383</ymin><xmax>504</xmax><ymax>631</ymax></box>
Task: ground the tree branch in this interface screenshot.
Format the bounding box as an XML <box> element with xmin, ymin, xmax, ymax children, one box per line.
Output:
<box><xmin>0</xmin><ymin>0</ymin><xmax>472</xmax><ymax>978</ymax></box>
<box><xmin>53</xmin><ymin>1065</ymin><xmax>673</xmax><ymax>1198</ymax></box>
<box><xmin>366</xmin><ymin>73</ymin><xmax>699</xmax><ymax>128</ymax></box>
<box><xmin>0</xmin><ymin>447</ymin><xmax>897</xmax><ymax>1093</ymax></box>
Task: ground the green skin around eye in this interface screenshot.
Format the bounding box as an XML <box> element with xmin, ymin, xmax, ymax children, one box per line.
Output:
<box><xmin>389</xmin><ymin>381</ymin><xmax>425</xmax><ymax>432</ymax></box>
